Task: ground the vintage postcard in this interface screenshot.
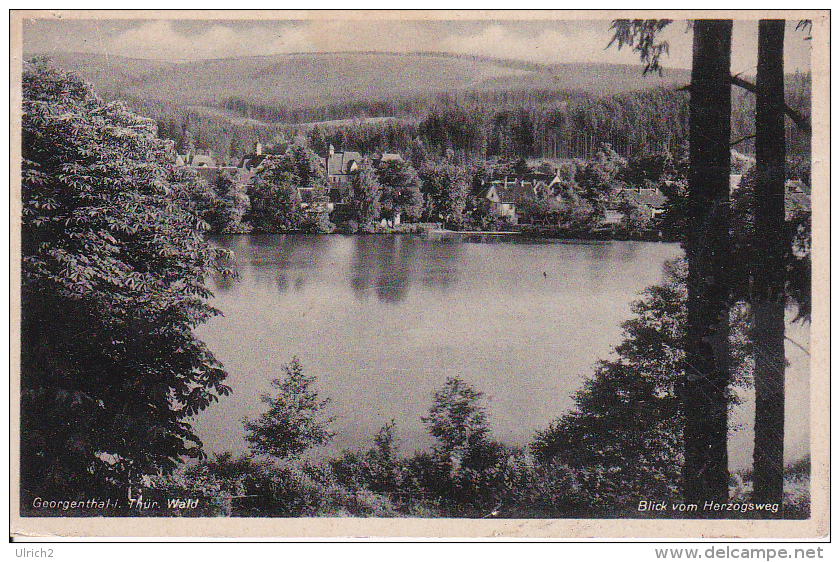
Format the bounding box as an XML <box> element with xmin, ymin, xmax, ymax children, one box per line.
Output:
<box><xmin>9</xmin><ymin>9</ymin><xmax>829</xmax><ymax>539</ymax></box>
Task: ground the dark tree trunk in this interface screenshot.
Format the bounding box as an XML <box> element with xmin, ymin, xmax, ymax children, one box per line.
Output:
<box><xmin>683</xmin><ymin>20</ymin><xmax>733</xmax><ymax>505</ymax></box>
<box><xmin>751</xmin><ymin>19</ymin><xmax>787</xmax><ymax>510</ymax></box>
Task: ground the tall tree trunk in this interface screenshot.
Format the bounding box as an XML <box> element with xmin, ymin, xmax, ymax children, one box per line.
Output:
<box><xmin>683</xmin><ymin>19</ymin><xmax>733</xmax><ymax>505</ymax></box>
<box><xmin>752</xmin><ymin>19</ymin><xmax>787</xmax><ymax>510</ymax></box>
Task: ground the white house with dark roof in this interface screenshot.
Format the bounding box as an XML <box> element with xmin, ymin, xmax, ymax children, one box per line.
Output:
<box><xmin>476</xmin><ymin>177</ymin><xmax>540</xmax><ymax>225</ymax></box>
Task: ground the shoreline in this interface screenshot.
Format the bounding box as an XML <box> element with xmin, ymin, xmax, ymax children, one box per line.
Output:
<box><xmin>215</xmin><ymin>227</ymin><xmax>672</xmax><ymax>244</ymax></box>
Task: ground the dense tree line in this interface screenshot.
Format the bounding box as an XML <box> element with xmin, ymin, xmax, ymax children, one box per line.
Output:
<box><xmin>117</xmin><ymin>94</ymin><xmax>291</xmax><ymax>164</ymax></box>
<box><xmin>219</xmin><ymin>139</ymin><xmax>686</xmax><ymax>237</ymax></box>
<box><xmin>115</xmin><ymin>78</ymin><xmax>809</xmax><ymax>167</ymax></box>
<box><xmin>222</xmin><ymin>95</ymin><xmax>431</xmax><ymax>125</ymax></box>
<box><xmin>305</xmin><ymin>88</ymin><xmax>692</xmax><ymax>161</ymax></box>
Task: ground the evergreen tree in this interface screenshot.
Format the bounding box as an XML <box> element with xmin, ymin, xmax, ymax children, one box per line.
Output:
<box><xmin>244</xmin><ymin>357</ymin><xmax>335</xmax><ymax>459</ymax></box>
<box><xmin>308</xmin><ymin>124</ymin><xmax>328</xmax><ymax>156</ymax></box>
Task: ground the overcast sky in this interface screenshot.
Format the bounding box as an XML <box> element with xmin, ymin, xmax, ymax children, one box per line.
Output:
<box><xmin>23</xmin><ymin>17</ymin><xmax>812</xmax><ymax>76</ymax></box>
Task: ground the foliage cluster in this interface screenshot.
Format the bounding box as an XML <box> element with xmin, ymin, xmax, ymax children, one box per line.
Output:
<box><xmin>187</xmin><ymin>171</ymin><xmax>250</xmax><ymax>234</ymax></box>
<box><xmin>533</xmin><ymin>260</ymin><xmax>687</xmax><ymax>509</ymax></box>
<box><xmin>245</xmin><ymin>146</ymin><xmax>332</xmax><ymax>233</ymax></box>
<box><xmin>156</xmin><ymin>326</ymin><xmax>809</xmax><ymax>518</ymax></box>
<box><xmin>731</xmin><ymin>170</ymin><xmax>812</xmax><ymax>321</ymax></box>
<box><xmin>418</xmin><ymin>159</ymin><xmax>470</xmax><ymax>226</ymax></box>
<box><xmin>155</xmin><ymin>363</ymin><xmax>589</xmax><ymax>518</ymax></box>
<box><xmin>21</xmin><ymin>59</ymin><xmax>231</xmax><ymax>499</ymax></box>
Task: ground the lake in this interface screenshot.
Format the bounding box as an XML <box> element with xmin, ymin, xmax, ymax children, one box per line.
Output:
<box><xmin>191</xmin><ymin>234</ymin><xmax>809</xmax><ymax>469</ymax></box>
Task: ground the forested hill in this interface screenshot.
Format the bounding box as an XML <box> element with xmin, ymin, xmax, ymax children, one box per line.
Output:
<box><xmin>28</xmin><ymin>51</ymin><xmax>809</xmax><ymax>165</ymax></box>
<box><xmin>27</xmin><ymin>51</ymin><xmax>692</xmax><ymax>109</ymax></box>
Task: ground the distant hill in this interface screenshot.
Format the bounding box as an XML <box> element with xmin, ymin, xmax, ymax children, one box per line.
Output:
<box><xmin>25</xmin><ymin>51</ymin><xmax>806</xmax><ymax>164</ymax></box>
<box><xmin>26</xmin><ymin>51</ymin><xmax>692</xmax><ymax>112</ymax></box>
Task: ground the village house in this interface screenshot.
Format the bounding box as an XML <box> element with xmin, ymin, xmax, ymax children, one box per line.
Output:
<box><xmin>542</xmin><ymin>173</ymin><xmax>564</xmax><ymax>194</ymax></box>
<box><xmin>476</xmin><ymin>177</ymin><xmax>536</xmax><ymax>225</ymax></box>
<box><xmin>599</xmin><ymin>182</ymin><xmax>668</xmax><ymax>226</ymax></box>
<box><xmin>472</xmin><ymin>169</ymin><xmax>566</xmax><ymax>225</ymax></box>
<box><xmin>178</xmin><ymin>148</ymin><xmax>217</xmax><ymax>168</ymax></box>
<box><xmin>296</xmin><ymin>185</ymin><xmax>335</xmax><ymax>217</ymax></box>
<box><xmin>237</xmin><ymin>141</ymin><xmax>268</xmax><ymax>177</ymax></box>
<box><xmin>318</xmin><ymin>148</ymin><xmax>408</xmax><ymax>217</ymax></box>
<box><xmin>175</xmin><ymin>145</ymin><xmax>255</xmax><ymax>186</ymax></box>
<box><xmin>173</xmin><ymin>139</ymin><xmax>352</xmax><ymax>219</ymax></box>
<box><xmin>786</xmin><ymin>179</ymin><xmax>810</xmax><ymax>195</ymax></box>
<box><xmin>624</xmin><ymin>185</ymin><xmax>667</xmax><ymax>220</ymax></box>
<box><xmin>189</xmin><ymin>153</ymin><xmax>216</xmax><ymax>167</ymax></box>
<box><xmin>519</xmin><ymin>171</ymin><xmax>563</xmax><ymax>194</ymax></box>
<box><xmin>324</xmin><ymin>145</ymin><xmax>363</xmax><ymax>184</ymax></box>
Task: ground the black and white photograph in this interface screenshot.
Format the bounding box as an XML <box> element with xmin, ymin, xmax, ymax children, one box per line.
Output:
<box><xmin>10</xmin><ymin>9</ymin><xmax>829</xmax><ymax>539</ymax></box>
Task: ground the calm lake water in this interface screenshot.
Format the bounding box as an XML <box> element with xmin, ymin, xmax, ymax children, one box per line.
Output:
<box><xmin>191</xmin><ymin>234</ymin><xmax>809</xmax><ymax>469</ymax></box>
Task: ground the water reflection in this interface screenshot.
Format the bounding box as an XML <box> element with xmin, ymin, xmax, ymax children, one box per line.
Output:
<box><xmin>246</xmin><ymin>234</ymin><xmax>330</xmax><ymax>292</ymax></box>
<box><xmin>583</xmin><ymin>241</ymin><xmax>640</xmax><ymax>291</ymax></box>
<box><xmin>212</xmin><ymin>233</ymin><xmax>469</xmax><ymax>303</ymax></box>
<box><xmin>350</xmin><ymin>235</ymin><xmax>418</xmax><ymax>304</ymax></box>
<box><xmin>209</xmin><ymin>234</ymin><xmax>654</xmax><ymax>303</ymax></box>
<box><xmin>349</xmin><ymin>237</ymin><xmax>377</xmax><ymax>301</ymax></box>
<box><xmin>276</xmin><ymin>272</ymin><xmax>288</xmax><ymax>293</ymax></box>
<box><xmin>208</xmin><ymin>235</ymin><xmax>241</xmax><ymax>294</ymax></box>
<box><xmin>377</xmin><ymin>236</ymin><xmax>415</xmax><ymax>304</ymax></box>
<box><xmin>420</xmin><ymin>238</ymin><xmax>462</xmax><ymax>290</ymax></box>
